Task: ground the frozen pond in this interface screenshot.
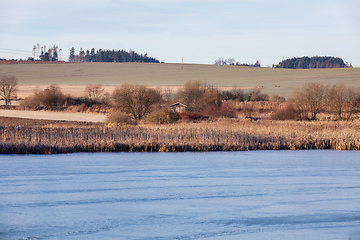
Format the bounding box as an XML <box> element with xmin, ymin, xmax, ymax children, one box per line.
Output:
<box><xmin>1</xmin><ymin>151</ymin><xmax>360</xmax><ymax>240</ymax></box>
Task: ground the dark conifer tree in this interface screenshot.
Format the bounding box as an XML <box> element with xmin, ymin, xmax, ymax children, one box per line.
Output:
<box><xmin>69</xmin><ymin>47</ymin><xmax>76</xmax><ymax>62</ymax></box>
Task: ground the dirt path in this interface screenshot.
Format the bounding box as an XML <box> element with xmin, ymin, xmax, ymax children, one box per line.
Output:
<box><xmin>0</xmin><ymin>109</ymin><xmax>107</xmax><ymax>123</ymax></box>
<box><xmin>16</xmin><ymin>85</ymin><xmax>237</xmax><ymax>98</ymax></box>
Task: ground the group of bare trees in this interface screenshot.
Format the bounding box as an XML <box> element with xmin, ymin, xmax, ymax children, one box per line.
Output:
<box><xmin>2</xmin><ymin>73</ymin><xmax>360</xmax><ymax>122</ymax></box>
<box><xmin>112</xmin><ymin>81</ymin><xmax>360</xmax><ymax>122</ymax></box>
<box><xmin>110</xmin><ymin>81</ymin><xmax>238</xmax><ymax>123</ymax></box>
<box><xmin>290</xmin><ymin>83</ymin><xmax>360</xmax><ymax>120</ymax></box>
<box><xmin>214</xmin><ymin>58</ymin><xmax>261</xmax><ymax>67</ymax></box>
<box><xmin>30</xmin><ymin>44</ymin><xmax>61</xmax><ymax>62</ymax></box>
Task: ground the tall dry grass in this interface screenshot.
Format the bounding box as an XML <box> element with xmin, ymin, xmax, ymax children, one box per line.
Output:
<box><xmin>1</xmin><ymin>117</ymin><xmax>359</xmax><ymax>154</ymax></box>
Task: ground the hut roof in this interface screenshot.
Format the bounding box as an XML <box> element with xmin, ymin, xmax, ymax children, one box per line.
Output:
<box><xmin>169</xmin><ymin>102</ymin><xmax>187</xmax><ymax>108</ymax></box>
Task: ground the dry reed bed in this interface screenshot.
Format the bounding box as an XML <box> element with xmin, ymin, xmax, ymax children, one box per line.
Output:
<box><xmin>1</xmin><ymin>118</ymin><xmax>360</xmax><ymax>154</ymax></box>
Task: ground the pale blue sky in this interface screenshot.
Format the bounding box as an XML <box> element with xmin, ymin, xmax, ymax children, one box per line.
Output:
<box><xmin>1</xmin><ymin>0</ymin><xmax>359</xmax><ymax>66</ymax></box>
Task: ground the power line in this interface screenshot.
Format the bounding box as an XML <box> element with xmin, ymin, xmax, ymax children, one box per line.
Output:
<box><xmin>0</xmin><ymin>48</ymin><xmax>32</xmax><ymax>53</ymax></box>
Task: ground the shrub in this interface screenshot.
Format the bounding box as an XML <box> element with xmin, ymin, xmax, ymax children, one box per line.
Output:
<box><xmin>106</xmin><ymin>111</ymin><xmax>137</xmax><ymax>125</ymax></box>
<box><xmin>218</xmin><ymin>102</ymin><xmax>237</xmax><ymax>118</ymax></box>
<box><xmin>220</xmin><ymin>88</ymin><xmax>246</xmax><ymax>102</ymax></box>
<box><xmin>271</xmin><ymin>103</ymin><xmax>300</xmax><ymax>120</ymax></box>
<box><xmin>22</xmin><ymin>85</ymin><xmax>66</xmax><ymax>107</ymax></box>
<box><xmin>247</xmin><ymin>89</ymin><xmax>269</xmax><ymax>101</ymax></box>
<box><xmin>146</xmin><ymin>109</ymin><xmax>179</xmax><ymax>124</ymax></box>
<box><xmin>202</xmin><ymin>101</ymin><xmax>237</xmax><ymax>118</ymax></box>
<box><xmin>270</xmin><ymin>95</ymin><xmax>286</xmax><ymax>103</ymax></box>
<box><xmin>179</xmin><ymin>112</ymin><xmax>208</xmax><ymax>121</ymax></box>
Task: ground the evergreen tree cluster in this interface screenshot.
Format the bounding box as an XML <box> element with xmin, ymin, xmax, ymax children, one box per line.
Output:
<box><xmin>276</xmin><ymin>56</ymin><xmax>351</xmax><ymax>69</ymax></box>
<box><xmin>69</xmin><ymin>48</ymin><xmax>160</xmax><ymax>63</ymax></box>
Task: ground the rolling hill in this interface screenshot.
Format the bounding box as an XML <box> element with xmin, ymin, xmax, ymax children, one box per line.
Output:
<box><xmin>1</xmin><ymin>62</ymin><xmax>359</xmax><ymax>98</ymax></box>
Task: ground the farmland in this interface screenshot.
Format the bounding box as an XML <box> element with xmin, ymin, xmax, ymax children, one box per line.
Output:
<box><xmin>1</xmin><ymin>62</ymin><xmax>360</xmax><ymax>98</ymax></box>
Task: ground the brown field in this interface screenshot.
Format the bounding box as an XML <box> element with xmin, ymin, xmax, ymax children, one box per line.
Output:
<box><xmin>1</xmin><ymin>116</ymin><xmax>360</xmax><ymax>154</ymax></box>
<box><xmin>1</xmin><ymin>62</ymin><xmax>360</xmax><ymax>98</ymax></box>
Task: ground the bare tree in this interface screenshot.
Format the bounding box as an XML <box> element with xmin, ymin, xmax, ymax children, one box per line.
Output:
<box><xmin>85</xmin><ymin>84</ymin><xmax>105</xmax><ymax>102</ymax></box>
<box><xmin>112</xmin><ymin>84</ymin><xmax>161</xmax><ymax>119</ymax></box>
<box><xmin>329</xmin><ymin>83</ymin><xmax>359</xmax><ymax>120</ymax></box>
<box><xmin>228</xmin><ymin>58</ymin><xmax>235</xmax><ymax>65</ymax></box>
<box><xmin>36</xmin><ymin>43</ymin><xmax>40</xmax><ymax>60</ymax></box>
<box><xmin>289</xmin><ymin>88</ymin><xmax>308</xmax><ymax>120</ymax></box>
<box><xmin>0</xmin><ymin>75</ymin><xmax>18</xmax><ymax>106</ymax></box>
<box><xmin>254</xmin><ymin>60</ymin><xmax>261</xmax><ymax>67</ymax></box>
<box><xmin>214</xmin><ymin>58</ymin><xmax>222</xmax><ymax>65</ymax></box>
<box><xmin>214</xmin><ymin>58</ymin><xmax>234</xmax><ymax>65</ymax></box>
<box><xmin>59</xmin><ymin>48</ymin><xmax>62</xmax><ymax>61</ymax></box>
<box><xmin>79</xmin><ymin>48</ymin><xmax>85</xmax><ymax>62</ymax></box>
<box><xmin>177</xmin><ymin>81</ymin><xmax>205</xmax><ymax>112</ymax></box>
<box><xmin>290</xmin><ymin>83</ymin><xmax>328</xmax><ymax>120</ymax></box>
<box><xmin>32</xmin><ymin>45</ymin><xmax>36</xmax><ymax>59</ymax></box>
<box><xmin>177</xmin><ymin>81</ymin><xmax>222</xmax><ymax>112</ymax></box>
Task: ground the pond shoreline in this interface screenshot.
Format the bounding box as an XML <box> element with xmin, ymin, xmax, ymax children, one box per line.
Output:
<box><xmin>1</xmin><ymin>116</ymin><xmax>359</xmax><ymax>154</ymax></box>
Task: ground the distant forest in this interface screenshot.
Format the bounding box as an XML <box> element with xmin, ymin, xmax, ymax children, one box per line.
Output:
<box><xmin>68</xmin><ymin>47</ymin><xmax>160</xmax><ymax>63</ymax></box>
<box><xmin>26</xmin><ymin>44</ymin><xmax>160</xmax><ymax>63</ymax></box>
<box><xmin>276</xmin><ymin>56</ymin><xmax>352</xmax><ymax>69</ymax></box>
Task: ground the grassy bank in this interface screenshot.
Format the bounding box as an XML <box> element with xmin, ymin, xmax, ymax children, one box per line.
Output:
<box><xmin>1</xmin><ymin>117</ymin><xmax>359</xmax><ymax>154</ymax></box>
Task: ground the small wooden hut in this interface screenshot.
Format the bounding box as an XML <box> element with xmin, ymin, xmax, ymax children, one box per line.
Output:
<box><xmin>169</xmin><ymin>102</ymin><xmax>187</xmax><ymax>113</ymax></box>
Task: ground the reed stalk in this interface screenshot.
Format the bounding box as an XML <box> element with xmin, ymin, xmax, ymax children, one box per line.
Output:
<box><xmin>1</xmin><ymin>118</ymin><xmax>359</xmax><ymax>154</ymax></box>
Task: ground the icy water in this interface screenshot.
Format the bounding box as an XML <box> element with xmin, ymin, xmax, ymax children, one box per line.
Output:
<box><xmin>1</xmin><ymin>151</ymin><xmax>360</xmax><ymax>240</ymax></box>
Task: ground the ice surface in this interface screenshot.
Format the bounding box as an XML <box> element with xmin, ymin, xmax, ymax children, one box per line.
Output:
<box><xmin>1</xmin><ymin>151</ymin><xmax>360</xmax><ymax>240</ymax></box>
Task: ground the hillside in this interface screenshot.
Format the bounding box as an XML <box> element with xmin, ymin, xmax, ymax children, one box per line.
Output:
<box><xmin>1</xmin><ymin>62</ymin><xmax>359</xmax><ymax>98</ymax></box>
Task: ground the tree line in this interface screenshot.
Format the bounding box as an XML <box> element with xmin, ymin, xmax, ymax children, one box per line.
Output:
<box><xmin>68</xmin><ymin>47</ymin><xmax>160</xmax><ymax>63</ymax></box>
<box><xmin>276</xmin><ymin>56</ymin><xmax>352</xmax><ymax>69</ymax></box>
<box><xmin>27</xmin><ymin>44</ymin><xmax>61</xmax><ymax>62</ymax></box>
<box><xmin>26</xmin><ymin>44</ymin><xmax>160</xmax><ymax>63</ymax></box>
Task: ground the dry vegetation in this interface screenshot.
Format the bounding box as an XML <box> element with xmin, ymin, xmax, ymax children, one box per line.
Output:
<box><xmin>1</xmin><ymin>116</ymin><xmax>360</xmax><ymax>154</ymax></box>
<box><xmin>1</xmin><ymin>63</ymin><xmax>360</xmax><ymax>154</ymax></box>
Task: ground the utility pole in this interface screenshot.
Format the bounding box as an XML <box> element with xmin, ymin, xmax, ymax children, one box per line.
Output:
<box><xmin>181</xmin><ymin>56</ymin><xmax>183</xmax><ymax>70</ymax></box>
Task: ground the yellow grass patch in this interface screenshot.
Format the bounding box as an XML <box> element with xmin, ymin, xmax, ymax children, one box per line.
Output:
<box><xmin>1</xmin><ymin>117</ymin><xmax>359</xmax><ymax>154</ymax></box>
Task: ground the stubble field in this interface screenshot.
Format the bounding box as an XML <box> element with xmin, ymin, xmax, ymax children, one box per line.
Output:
<box><xmin>1</xmin><ymin>62</ymin><xmax>360</xmax><ymax>98</ymax></box>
